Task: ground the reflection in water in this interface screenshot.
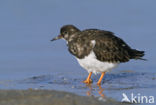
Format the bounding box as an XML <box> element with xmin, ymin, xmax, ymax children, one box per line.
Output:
<box><xmin>86</xmin><ymin>84</ymin><xmax>106</xmax><ymax>98</ymax></box>
<box><xmin>98</xmin><ymin>85</ymin><xmax>105</xmax><ymax>97</ymax></box>
<box><xmin>86</xmin><ymin>84</ymin><xmax>92</xmax><ymax>96</ymax></box>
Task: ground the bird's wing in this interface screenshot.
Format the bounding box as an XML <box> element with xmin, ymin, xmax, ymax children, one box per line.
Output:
<box><xmin>68</xmin><ymin>37</ymin><xmax>93</xmax><ymax>59</ymax></box>
<box><xmin>93</xmin><ymin>34</ymin><xmax>132</xmax><ymax>62</ymax></box>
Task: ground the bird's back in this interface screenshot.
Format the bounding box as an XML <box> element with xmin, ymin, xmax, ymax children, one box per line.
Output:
<box><xmin>68</xmin><ymin>29</ymin><xmax>145</xmax><ymax>62</ymax></box>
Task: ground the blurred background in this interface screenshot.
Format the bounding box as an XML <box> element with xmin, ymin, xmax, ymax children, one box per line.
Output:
<box><xmin>0</xmin><ymin>0</ymin><xmax>155</xmax><ymax>82</ymax></box>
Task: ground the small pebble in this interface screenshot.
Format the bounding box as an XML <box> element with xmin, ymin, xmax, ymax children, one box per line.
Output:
<box><xmin>72</xmin><ymin>85</ymin><xmax>75</xmax><ymax>88</ymax></box>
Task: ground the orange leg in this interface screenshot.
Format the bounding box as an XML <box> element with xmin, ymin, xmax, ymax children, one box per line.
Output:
<box><xmin>83</xmin><ymin>72</ymin><xmax>93</xmax><ymax>84</ymax></box>
<box><xmin>97</xmin><ymin>72</ymin><xmax>106</xmax><ymax>85</ymax></box>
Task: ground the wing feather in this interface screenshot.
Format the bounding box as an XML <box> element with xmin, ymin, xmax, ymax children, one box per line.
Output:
<box><xmin>93</xmin><ymin>34</ymin><xmax>132</xmax><ymax>62</ymax></box>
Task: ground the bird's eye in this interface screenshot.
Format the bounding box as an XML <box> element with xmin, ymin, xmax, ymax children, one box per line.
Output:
<box><xmin>64</xmin><ymin>31</ymin><xmax>68</xmax><ymax>34</ymax></box>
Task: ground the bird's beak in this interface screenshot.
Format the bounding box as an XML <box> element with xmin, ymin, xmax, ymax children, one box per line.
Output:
<box><xmin>51</xmin><ymin>35</ymin><xmax>63</xmax><ymax>41</ymax></box>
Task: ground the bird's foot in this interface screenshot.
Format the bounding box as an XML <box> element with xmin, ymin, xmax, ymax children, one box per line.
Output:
<box><xmin>83</xmin><ymin>79</ymin><xmax>93</xmax><ymax>84</ymax></box>
<box><xmin>97</xmin><ymin>82</ymin><xmax>101</xmax><ymax>86</ymax></box>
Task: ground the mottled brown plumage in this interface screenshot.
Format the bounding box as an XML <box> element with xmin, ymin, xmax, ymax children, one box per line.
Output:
<box><xmin>56</xmin><ymin>25</ymin><xmax>145</xmax><ymax>63</ymax></box>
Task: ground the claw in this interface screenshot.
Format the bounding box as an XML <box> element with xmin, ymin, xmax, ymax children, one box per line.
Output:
<box><xmin>83</xmin><ymin>79</ymin><xmax>93</xmax><ymax>84</ymax></box>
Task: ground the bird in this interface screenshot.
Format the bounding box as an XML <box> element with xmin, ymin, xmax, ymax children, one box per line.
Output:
<box><xmin>51</xmin><ymin>25</ymin><xmax>146</xmax><ymax>85</ymax></box>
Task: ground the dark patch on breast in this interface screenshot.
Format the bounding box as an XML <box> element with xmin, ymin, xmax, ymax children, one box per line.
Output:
<box><xmin>67</xmin><ymin>29</ymin><xmax>145</xmax><ymax>62</ymax></box>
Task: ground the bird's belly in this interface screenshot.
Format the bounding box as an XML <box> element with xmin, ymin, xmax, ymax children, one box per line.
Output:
<box><xmin>76</xmin><ymin>51</ymin><xmax>119</xmax><ymax>74</ymax></box>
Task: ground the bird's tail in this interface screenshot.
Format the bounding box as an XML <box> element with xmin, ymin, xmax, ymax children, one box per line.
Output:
<box><xmin>131</xmin><ymin>49</ymin><xmax>147</xmax><ymax>61</ymax></box>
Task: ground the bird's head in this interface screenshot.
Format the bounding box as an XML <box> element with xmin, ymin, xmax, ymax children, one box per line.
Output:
<box><xmin>51</xmin><ymin>25</ymin><xmax>80</xmax><ymax>42</ymax></box>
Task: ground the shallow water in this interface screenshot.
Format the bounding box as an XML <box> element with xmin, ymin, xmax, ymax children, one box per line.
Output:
<box><xmin>0</xmin><ymin>71</ymin><xmax>155</xmax><ymax>104</ymax></box>
<box><xmin>0</xmin><ymin>0</ymin><xmax>156</xmax><ymax>104</ymax></box>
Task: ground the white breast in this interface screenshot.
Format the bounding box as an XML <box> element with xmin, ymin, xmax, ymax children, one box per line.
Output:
<box><xmin>76</xmin><ymin>51</ymin><xmax>119</xmax><ymax>74</ymax></box>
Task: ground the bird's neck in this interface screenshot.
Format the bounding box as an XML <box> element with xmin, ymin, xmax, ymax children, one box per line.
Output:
<box><xmin>67</xmin><ymin>33</ymin><xmax>79</xmax><ymax>42</ymax></box>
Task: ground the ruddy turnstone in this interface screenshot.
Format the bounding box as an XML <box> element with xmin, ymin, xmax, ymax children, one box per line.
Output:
<box><xmin>51</xmin><ymin>25</ymin><xmax>145</xmax><ymax>85</ymax></box>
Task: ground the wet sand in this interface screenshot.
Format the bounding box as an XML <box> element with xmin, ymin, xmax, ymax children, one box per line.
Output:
<box><xmin>0</xmin><ymin>89</ymin><xmax>129</xmax><ymax>105</ymax></box>
<box><xmin>0</xmin><ymin>72</ymin><xmax>155</xmax><ymax>105</ymax></box>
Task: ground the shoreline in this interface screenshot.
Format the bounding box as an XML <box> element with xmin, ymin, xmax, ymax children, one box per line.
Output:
<box><xmin>0</xmin><ymin>89</ymin><xmax>129</xmax><ymax>105</ymax></box>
